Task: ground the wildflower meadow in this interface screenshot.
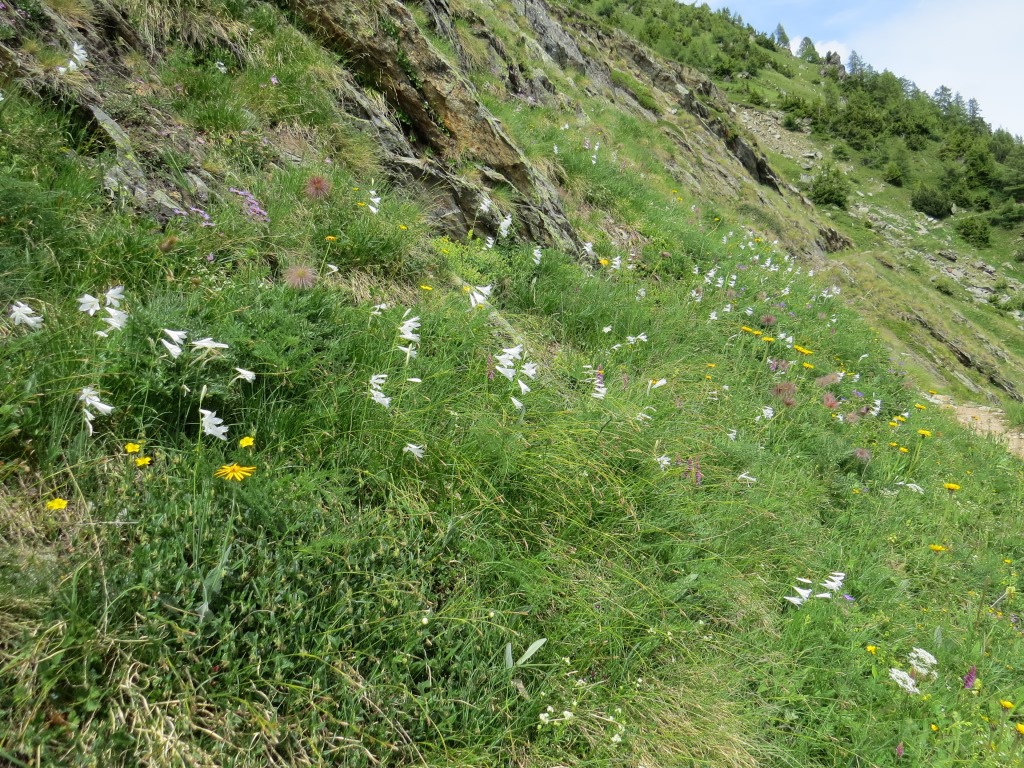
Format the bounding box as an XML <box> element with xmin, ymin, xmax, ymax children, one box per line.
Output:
<box><xmin>1</xmin><ymin>6</ymin><xmax>1022</xmax><ymax>767</ymax></box>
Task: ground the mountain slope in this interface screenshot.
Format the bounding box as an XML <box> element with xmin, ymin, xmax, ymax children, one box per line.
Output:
<box><xmin>1</xmin><ymin>1</ymin><xmax>1022</xmax><ymax>766</ymax></box>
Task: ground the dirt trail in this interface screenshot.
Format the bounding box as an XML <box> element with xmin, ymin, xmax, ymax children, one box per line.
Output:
<box><xmin>931</xmin><ymin>395</ymin><xmax>1024</xmax><ymax>459</ymax></box>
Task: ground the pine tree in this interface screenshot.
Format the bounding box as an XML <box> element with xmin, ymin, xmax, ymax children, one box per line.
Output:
<box><xmin>773</xmin><ymin>23</ymin><xmax>790</xmax><ymax>48</ymax></box>
<box><xmin>796</xmin><ymin>36</ymin><xmax>819</xmax><ymax>63</ymax></box>
<box><xmin>932</xmin><ymin>85</ymin><xmax>953</xmax><ymax>113</ymax></box>
<box><xmin>846</xmin><ymin>50</ymin><xmax>865</xmax><ymax>75</ymax></box>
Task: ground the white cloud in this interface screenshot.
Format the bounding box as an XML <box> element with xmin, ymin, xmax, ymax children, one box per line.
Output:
<box><xmin>813</xmin><ymin>39</ymin><xmax>851</xmax><ymax>63</ymax></box>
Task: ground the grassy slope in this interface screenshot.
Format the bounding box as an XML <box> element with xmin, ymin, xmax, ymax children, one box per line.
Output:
<box><xmin>719</xmin><ymin>46</ymin><xmax>1024</xmax><ymax>406</ymax></box>
<box><xmin>1</xmin><ymin>2</ymin><xmax>1023</xmax><ymax>767</ymax></box>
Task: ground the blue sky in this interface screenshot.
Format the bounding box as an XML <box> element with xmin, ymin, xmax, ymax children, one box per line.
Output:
<box><xmin>694</xmin><ymin>1</ymin><xmax>1024</xmax><ymax>135</ymax></box>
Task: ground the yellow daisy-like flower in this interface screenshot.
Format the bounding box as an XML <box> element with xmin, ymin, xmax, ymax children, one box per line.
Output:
<box><xmin>899</xmin><ymin>447</ymin><xmax>909</xmax><ymax>453</ymax></box>
<box><xmin>706</xmin><ymin>363</ymin><xmax>716</xmax><ymax>368</ymax></box>
<box><xmin>740</xmin><ymin>325</ymin><xmax>755</xmax><ymax>334</ymax></box>
<box><xmin>929</xmin><ymin>544</ymin><xmax>948</xmax><ymax>552</ymax></box>
<box><xmin>793</xmin><ymin>345</ymin><xmax>813</xmax><ymax>355</ymax></box>
<box><xmin>125</xmin><ymin>442</ymin><xmax>142</xmax><ymax>454</ymax></box>
<box><xmin>356</xmin><ymin>201</ymin><xmax>366</xmax><ymax>207</ymax></box>
<box><xmin>751</xmin><ymin>329</ymin><xmax>763</xmax><ymax>337</ymax></box>
<box><xmin>931</xmin><ymin>724</ymin><xmax>939</xmax><ymax>732</ymax></box>
<box><xmin>46</xmin><ymin>498</ymin><xmax>68</xmax><ymax>511</ymax></box>
<box><xmin>239</xmin><ymin>436</ymin><xmax>255</xmax><ymax>448</ymax></box>
<box><xmin>214</xmin><ymin>463</ymin><xmax>257</xmax><ymax>482</ymax></box>
<box><xmin>325</xmin><ymin>235</ymin><xmax>337</xmax><ymax>242</ymax></box>
<box><xmin>1016</xmin><ymin>722</ymin><xmax>1024</xmax><ymax>735</ymax></box>
<box><xmin>888</xmin><ymin>421</ymin><xmax>899</xmax><ymax>427</ymax></box>
<box><xmin>918</xmin><ymin>429</ymin><xmax>932</xmax><ymax>438</ymax></box>
<box><xmin>1000</xmin><ymin>700</ymin><xmax>1015</xmax><ymax>710</ymax></box>
<box><xmin>888</xmin><ymin>442</ymin><xmax>899</xmax><ymax>448</ymax></box>
<box><xmin>399</xmin><ymin>225</ymin><xmax>408</xmax><ymax>231</ymax></box>
<box><xmin>914</xmin><ymin>404</ymin><xmax>926</xmax><ymax>410</ymax></box>
<box><xmin>943</xmin><ymin>482</ymin><xmax>960</xmax><ymax>491</ymax></box>
<box><xmin>928</xmin><ymin>389</ymin><xmax>938</xmax><ymax>395</ymax></box>
<box><xmin>420</xmin><ymin>285</ymin><xmax>433</xmax><ymax>291</ymax></box>
<box><xmin>866</xmin><ymin>645</ymin><xmax>877</xmax><ymax>655</ymax></box>
<box><xmin>762</xmin><ymin>336</ymin><xmax>774</xmax><ymax>342</ymax></box>
<box><xmin>599</xmin><ymin>258</ymin><xmax>610</xmax><ymax>266</ymax></box>
<box><xmin>895</xmin><ymin>415</ymin><xmax>907</xmax><ymax>422</ymax></box>
<box><xmin>135</xmin><ymin>456</ymin><xmax>152</xmax><ymax>467</ymax></box>
<box><xmin>802</xmin><ymin>362</ymin><xmax>815</xmax><ymax>369</ymax></box>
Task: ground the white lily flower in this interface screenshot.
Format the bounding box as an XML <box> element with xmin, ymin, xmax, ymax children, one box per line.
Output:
<box><xmin>192</xmin><ymin>337</ymin><xmax>229</xmax><ymax>350</ymax></box>
<box><xmin>233</xmin><ymin>368</ymin><xmax>256</xmax><ymax>383</ymax></box>
<box><xmin>518</xmin><ymin>379</ymin><xmax>530</xmax><ymax>394</ymax></box>
<box><xmin>627</xmin><ymin>333</ymin><xmax>647</xmax><ymax>344</ymax></box>
<box><xmin>532</xmin><ymin>247</ymin><xmax>542</xmax><ymax>265</ymax></box>
<box><xmin>520</xmin><ymin>362</ymin><xmax>538</xmax><ymax>379</ymax></box>
<box><xmin>101</xmin><ymin>306</ymin><xmax>129</xmax><ymax>333</ymax></box>
<box><xmin>370</xmin><ymin>302</ymin><xmax>389</xmax><ymax>317</ymax></box>
<box><xmin>79</xmin><ymin>386</ymin><xmax>114</xmax><ymax>415</ymax></box>
<box><xmin>738</xmin><ymin>472</ymin><xmax>757</xmax><ymax>483</ymax></box>
<box><xmin>647</xmin><ymin>378</ymin><xmax>666</xmax><ymax>394</ymax></box>
<box><xmin>370</xmin><ymin>389</ymin><xmax>391</xmax><ymax>408</ymax></box>
<box><xmin>397</xmin><ymin>344</ymin><xmax>418</xmax><ymax>359</ymax></box>
<box><xmin>8</xmin><ymin>301</ymin><xmax>43</xmax><ymax>330</ymax></box>
<box><xmin>495</xmin><ymin>366</ymin><xmax>516</xmax><ymax>381</ymax></box>
<box><xmin>656</xmin><ymin>455</ymin><xmax>671</xmax><ymax>471</ymax></box>
<box><xmin>511</xmin><ymin>396</ymin><xmax>525</xmax><ymax>410</ymax></box>
<box><xmin>78</xmin><ymin>294</ymin><xmax>101</xmax><ymax>315</ymax></box>
<box><xmin>215</xmin><ymin>61</ymin><xmax>227</xmax><ymax>74</ymax></box>
<box><xmin>104</xmin><ymin>285</ymin><xmax>124</xmax><ymax>308</ymax></box>
<box><xmin>485</xmin><ymin>236</ymin><xmax>495</xmax><ymax>249</ymax></box>
<box><xmin>161</xmin><ymin>339</ymin><xmax>183</xmax><ymax>358</ymax></box>
<box><xmin>398</xmin><ymin>316</ymin><xmax>421</xmax><ymax>343</ymax></box>
<box><xmin>727</xmin><ymin>429</ymin><xmax>737</xmax><ymax>440</ymax></box>
<box><xmin>164</xmin><ymin>329</ymin><xmax>187</xmax><ymax>345</ymax></box>
<box><xmin>498</xmin><ymin>214</ymin><xmax>513</xmax><ymax>239</ymax></box>
<box><xmin>403</xmin><ymin>443</ymin><xmax>424</xmax><ymax>459</ymax></box>
<box><xmin>198</xmin><ymin>408</ymin><xmax>228</xmax><ymax>440</ymax></box>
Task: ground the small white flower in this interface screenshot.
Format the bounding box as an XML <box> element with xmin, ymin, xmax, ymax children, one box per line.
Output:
<box><xmin>517</xmin><ymin>379</ymin><xmax>531</xmax><ymax>394</ymax></box>
<box><xmin>627</xmin><ymin>333</ymin><xmax>647</xmax><ymax>344</ymax></box>
<box><xmin>511</xmin><ymin>396</ymin><xmax>525</xmax><ymax>410</ymax></box>
<box><xmin>164</xmin><ymin>329</ymin><xmax>188</xmax><ymax>345</ymax></box>
<box><xmin>8</xmin><ymin>301</ymin><xmax>43</xmax><ymax>330</ymax></box>
<box><xmin>738</xmin><ymin>472</ymin><xmax>757</xmax><ymax>484</ymax></box>
<box><xmin>532</xmin><ymin>246</ymin><xmax>542</xmax><ymax>265</ymax></box>
<box><xmin>520</xmin><ymin>362</ymin><xmax>538</xmax><ymax>379</ymax></box>
<box><xmin>370</xmin><ymin>389</ymin><xmax>390</xmax><ymax>408</ymax></box>
<box><xmin>602</xmin><ymin>326</ymin><xmax>613</xmax><ymax>333</ymax></box>
<box><xmin>79</xmin><ymin>387</ymin><xmax>114</xmax><ymax>415</ymax></box>
<box><xmin>583</xmin><ymin>242</ymin><xmax>594</xmax><ymax>257</ymax></box>
<box><xmin>199</xmin><ymin>408</ymin><xmax>229</xmax><ymax>440</ymax></box>
<box><xmin>908</xmin><ymin>648</ymin><xmax>938</xmax><ymax>679</ymax></box>
<box><xmin>498</xmin><ymin>214</ymin><xmax>513</xmax><ymax>239</ymax></box>
<box><xmin>403</xmin><ymin>443</ymin><xmax>424</xmax><ymax>459</ymax></box>
<box><xmin>479</xmin><ymin>197</ymin><xmax>492</xmax><ymax>214</ymax></box>
<box><xmin>611</xmin><ymin>733</ymin><xmax>622</xmax><ymax>744</ymax></box>
<box><xmin>469</xmin><ymin>285</ymin><xmax>492</xmax><ymax>309</ymax></box>
<box><xmin>495</xmin><ymin>366</ymin><xmax>516</xmax><ymax>381</ymax></box>
<box><xmin>78</xmin><ymin>294</ymin><xmax>101</xmax><ymax>315</ymax></box>
<box><xmin>71</xmin><ymin>42</ymin><xmax>88</xmax><ymax>67</ymax></box>
<box><xmin>370</xmin><ymin>373</ymin><xmax>388</xmax><ymax>390</ymax></box>
<box><xmin>192</xmin><ymin>337</ymin><xmax>229</xmax><ymax>350</ymax></box>
<box><xmin>727</xmin><ymin>429</ymin><xmax>737</xmax><ymax>440</ymax></box>
<box><xmin>233</xmin><ymin>368</ymin><xmax>256</xmax><ymax>383</ymax></box>
<box><xmin>647</xmin><ymin>378</ymin><xmax>666</xmax><ymax>393</ymax></box>
<box><xmin>610</xmin><ymin>256</ymin><xmax>621</xmax><ymax>270</ymax></box>
<box><xmin>896</xmin><ymin>481</ymin><xmax>924</xmax><ymax>494</ymax></box>
<box><xmin>370</xmin><ymin>302</ymin><xmax>389</xmax><ymax>317</ymax></box>
<box><xmin>398</xmin><ymin>316</ymin><xmax>421</xmax><ymax>343</ymax></box>
<box><xmin>709</xmin><ymin>311</ymin><xmax>717</xmax><ymax>321</ymax></box>
<box><xmin>407</xmin><ymin>377</ymin><xmax>422</xmax><ymax>383</ymax></box>
<box><xmin>101</xmin><ymin>306</ymin><xmax>129</xmax><ymax>333</ymax></box>
<box><xmin>758</xmin><ymin>406</ymin><xmax>775</xmax><ymax>421</ymax></box>
<box><xmin>656</xmin><ymin>455</ymin><xmax>671</xmax><ymax>470</ymax></box>
<box><xmin>397</xmin><ymin>344</ymin><xmax>418</xmax><ymax>359</ymax></box>
<box><xmin>104</xmin><ymin>285</ymin><xmax>124</xmax><ymax>308</ymax></box>
<box><xmin>888</xmin><ymin>668</ymin><xmax>920</xmax><ymax>694</ymax></box>
<box><xmin>485</xmin><ymin>236</ymin><xmax>495</xmax><ymax>249</ymax></box>
<box><xmin>161</xmin><ymin>339</ymin><xmax>183</xmax><ymax>358</ymax></box>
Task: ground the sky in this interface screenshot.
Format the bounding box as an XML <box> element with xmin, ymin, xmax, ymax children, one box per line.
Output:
<box><xmin>695</xmin><ymin>0</ymin><xmax>1024</xmax><ymax>136</ymax></box>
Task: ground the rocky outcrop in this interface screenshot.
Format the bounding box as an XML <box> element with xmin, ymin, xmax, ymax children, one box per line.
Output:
<box><xmin>816</xmin><ymin>226</ymin><xmax>853</xmax><ymax>253</ymax></box>
<box><xmin>284</xmin><ymin>0</ymin><xmax>579</xmax><ymax>250</ymax></box>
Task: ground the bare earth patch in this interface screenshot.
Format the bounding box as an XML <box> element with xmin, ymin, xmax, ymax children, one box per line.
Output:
<box><xmin>931</xmin><ymin>395</ymin><xmax>1024</xmax><ymax>460</ymax></box>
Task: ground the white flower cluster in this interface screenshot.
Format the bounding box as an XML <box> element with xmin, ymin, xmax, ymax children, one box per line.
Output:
<box><xmin>78</xmin><ymin>285</ymin><xmax>127</xmax><ymax>337</ymax></box>
<box><xmin>783</xmin><ymin>571</ymin><xmax>846</xmax><ymax>607</ymax></box>
<box><xmin>493</xmin><ymin>344</ymin><xmax>536</xmax><ymax>411</ymax></box>
<box><xmin>57</xmin><ymin>42</ymin><xmax>88</xmax><ymax>75</ymax></box>
<box><xmin>369</xmin><ymin>373</ymin><xmax>390</xmax><ymax>409</ymax></box>
<box><xmin>8</xmin><ymin>301</ymin><xmax>44</xmax><ymax>330</ymax></box>
<box><xmin>397</xmin><ymin>312</ymin><xmax>421</xmax><ymax>360</ymax></box>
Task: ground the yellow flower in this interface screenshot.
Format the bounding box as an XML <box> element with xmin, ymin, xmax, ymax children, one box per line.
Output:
<box><xmin>896</xmin><ymin>415</ymin><xmax>907</xmax><ymax>422</ymax></box>
<box><xmin>356</xmin><ymin>201</ymin><xmax>366</xmax><ymax>207</ymax></box>
<box><xmin>741</xmin><ymin>325</ymin><xmax>755</xmax><ymax>334</ymax></box>
<box><xmin>928</xmin><ymin>389</ymin><xmax>938</xmax><ymax>395</ymax></box>
<box><xmin>599</xmin><ymin>258</ymin><xmax>610</xmax><ymax>266</ymax></box>
<box><xmin>751</xmin><ymin>330</ymin><xmax>763</xmax><ymax>337</ymax></box>
<box><xmin>214</xmin><ymin>463</ymin><xmax>256</xmax><ymax>482</ymax></box>
<box><xmin>888</xmin><ymin>421</ymin><xmax>898</xmax><ymax>427</ymax></box>
<box><xmin>899</xmin><ymin>446</ymin><xmax>909</xmax><ymax>453</ymax></box>
<box><xmin>866</xmin><ymin>645</ymin><xmax>877</xmax><ymax>655</ymax></box>
<box><xmin>1005</xmin><ymin>559</ymin><xmax>1013</xmax><ymax>564</ymax></box>
<box><xmin>802</xmin><ymin>362</ymin><xmax>815</xmax><ymax>369</ymax></box>
<box><xmin>1000</xmin><ymin>700</ymin><xmax>1015</xmax><ymax>710</ymax></box>
<box><xmin>135</xmin><ymin>456</ymin><xmax>152</xmax><ymax>467</ymax></box>
<box><xmin>918</xmin><ymin>429</ymin><xmax>932</xmax><ymax>437</ymax></box>
<box><xmin>793</xmin><ymin>345</ymin><xmax>813</xmax><ymax>355</ymax></box>
<box><xmin>325</xmin><ymin>235</ymin><xmax>337</xmax><ymax>242</ymax></box>
<box><xmin>914</xmin><ymin>404</ymin><xmax>926</xmax><ymax>410</ymax></box>
<box><xmin>239</xmin><ymin>436</ymin><xmax>255</xmax><ymax>448</ymax></box>
<box><xmin>706</xmin><ymin>363</ymin><xmax>716</xmax><ymax>368</ymax></box>
<box><xmin>125</xmin><ymin>442</ymin><xmax>142</xmax><ymax>454</ymax></box>
<box><xmin>46</xmin><ymin>498</ymin><xmax>68</xmax><ymax>511</ymax></box>
<box><xmin>420</xmin><ymin>285</ymin><xmax>433</xmax><ymax>291</ymax></box>
<box><xmin>762</xmin><ymin>336</ymin><xmax>774</xmax><ymax>342</ymax></box>
<box><xmin>1016</xmin><ymin>722</ymin><xmax>1024</xmax><ymax>735</ymax></box>
<box><xmin>943</xmin><ymin>482</ymin><xmax>960</xmax><ymax>491</ymax></box>
<box><xmin>888</xmin><ymin>442</ymin><xmax>899</xmax><ymax>447</ymax></box>
<box><xmin>929</xmin><ymin>544</ymin><xmax>948</xmax><ymax>552</ymax></box>
<box><xmin>931</xmin><ymin>723</ymin><xmax>939</xmax><ymax>732</ymax></box>
<box><xmin>399</xmin><ymin>225</ymin><xmax>408</xmax><ymax>231</ymax></box>
<box><xmin>852</xmin><ymin>488</ymin><xmax>860</xmax><ymax>494</ymax></box>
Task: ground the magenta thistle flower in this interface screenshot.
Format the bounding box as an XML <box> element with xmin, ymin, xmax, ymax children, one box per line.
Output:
<box><xmin>896</xmin><ymin>742</ymin><xmax>904</xmax><ymax>759</ymax></box>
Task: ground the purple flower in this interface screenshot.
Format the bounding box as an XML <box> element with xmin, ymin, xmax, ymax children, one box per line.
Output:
<box><xmin>963</xmin><ymin>665</ymin><xmax>977</xmax><ymax>690</ymax></box>
<box><xmin>842</xmin><ymin>594</ymin><xmax>855</xmax><ymax>601</ymax></box>
<box><xmin>896</xmin><ymin>742</ymin><xmax>904</xmax><ymax>759</ymax></box>
<box><xmin>270</xmin><ymin>75</ymin><xmax>280</xmax><ymax>86</ymax></box>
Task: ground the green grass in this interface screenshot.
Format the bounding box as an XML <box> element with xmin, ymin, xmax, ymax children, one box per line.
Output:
<box><xmin>2</xmin><ymin>3</ymin><xmax>1024</xmax><ymax>768</ymax></box>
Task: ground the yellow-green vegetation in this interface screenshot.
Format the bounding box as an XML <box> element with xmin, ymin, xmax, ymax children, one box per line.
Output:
<box><xmin>2</xmin><ymin>2</ymin><xmax>1023</xmax><ymax>767</ymax></box>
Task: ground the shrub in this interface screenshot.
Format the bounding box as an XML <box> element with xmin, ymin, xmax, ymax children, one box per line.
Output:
<box><xmin>882</xmin><ymin>161</ymin><xmax>905</xmax><ymax>187</ymax></box>
<box><xmin>808</xmin><ymin>162</ymin><xmax>849</xmax><ymax>208</ymax></box>
<box><xmin>933</xmin><ymin>276</ymin><xmax>959</xmax><ymax>296</ymax></box>
<box><xmin>832</xmin><ymin>142</ymin><xmax>851</xmax><ymax>161</ymax></box>
<box><xmin>910</xmin><ymin>184</ymin><xmax>952</xmax><ymax>219</ymax></box>
<box><xmin>954</xmin><ymin>215</ymin><xmax>992</xmax><ymax>248</ymax></box>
